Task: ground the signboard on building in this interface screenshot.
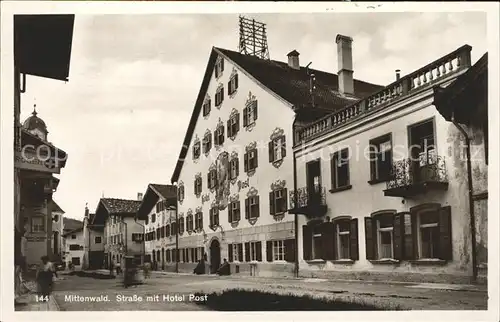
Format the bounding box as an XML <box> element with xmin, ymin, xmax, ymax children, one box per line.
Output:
<box><xmin>14</xmin><ymin>149</ymin><xmax>61</xmax><ymax>174</ymax></box>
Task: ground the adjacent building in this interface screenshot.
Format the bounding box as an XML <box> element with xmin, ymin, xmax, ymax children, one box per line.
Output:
<box><xmin>50</xmin><ymin>200</ymin><xmax>65</xmax><ymax>262</ymax></box>
<box><xmin>91</xmin><ymin>197</ymin><xmax>144</xmax><ymax>268</ymax></box>
<box><xmin>82</xmin><ymin>205</ymin><xmax>105</xmax><ymax>270</ymax></box>
<box><xmin>135</xmin><ymin>184</ymin><xmax>177</xmax><ymax>269</ymax></box>
<box><xmin>62</xmin><ymin>217</ymin><xmax>83</xmax><ymax>265</ymax></box>
<box><xmin>170</xmin><ymin>35</ymin><xmax>382</xmax><ymax>276</ymax></box>
<box><xmin>62</xmin><ymin>226</ymin><xmax>85</xmax><ymax>270</ymax></box>
<box><xmin>291</xmin><ymin>43</ymin><xmax>487</xmax><ymax>283</ymax></box>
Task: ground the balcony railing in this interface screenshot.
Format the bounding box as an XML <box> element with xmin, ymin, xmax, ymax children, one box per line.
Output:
<box><xmin>384</xmin><ymin>154</ymin><xmax>448</xmax><ymax>198</ymax></box>
<box><xmin>296</xmin><ymin>45</ymin><xmax>472</xmax><ymax>144</ymax></box>
<box><xmin>289</xmin><ymin>186</ymin><xmax>328</xmax><ymax>218</ymax></box>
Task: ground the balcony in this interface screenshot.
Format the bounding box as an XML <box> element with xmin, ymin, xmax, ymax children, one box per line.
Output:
<box><xmin>289</xmin><ymin>186</ymin><xmax>327</xmax><ymax>218</ymax></box>
<box><xmin>384</xmin><ymin>154</ymin><xmax>448</xmax><ymax>198</ymax></box>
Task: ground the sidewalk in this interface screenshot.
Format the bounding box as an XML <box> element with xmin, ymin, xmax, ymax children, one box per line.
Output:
<box><xmin>14</xmin><ymin>280</ymin><xmax>60</xmax><ymax>311</ymax></box>
<box><xmin>90</xmin><ymin>269</ymin><xmax>487</xmax><ymax>293</ymax></box>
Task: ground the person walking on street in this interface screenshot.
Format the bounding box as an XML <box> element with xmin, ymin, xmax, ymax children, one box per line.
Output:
<box><xmin>36</xmin><ymin>256</ymin><xmax>56</xmax><ymax>298</ymax></box>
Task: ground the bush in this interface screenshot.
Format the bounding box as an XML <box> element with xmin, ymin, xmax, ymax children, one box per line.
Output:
<box><xmin>194</xmin><ymin>289</ymin><xmax>396</xmax><ymax>311</ymax></box>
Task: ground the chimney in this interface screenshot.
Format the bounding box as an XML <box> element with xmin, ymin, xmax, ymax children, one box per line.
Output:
<box><xmin>287</xmin><ymin>50</ymin><xmax>300</xmax><ymax>70</ymax></box>
<box><xmin>395</xmin><ymin>69</ymin><xmax>401</xmax><ymax>81</ymax></box>
<box><xmin>335</xmin><ymin>34</ymin><xmax>354</xmax><ymax>95</ymax></box>
<box><xmin>84</xmin><ymin>204</ymin><xmax>89</xmax><ymax>218</ymax></box>
<box><xmin>137</xmin><ymin>192</ymin><xmax>143</xmax><ymax>201</ymax></box>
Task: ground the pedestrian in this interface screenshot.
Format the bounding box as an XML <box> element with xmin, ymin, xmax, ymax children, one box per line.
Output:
<box><xmin>216</xmin><ymin>258</ymin><xmax>231</xmax><ymax>276</ymax></box>
<box><xmin>143</xmin><ymin>261</ymin><xmax>151</xmax><ymax>279</ymax></box>
<box><xmin>36</xmin><ymin>256</ymin><xmax>56</xmax><ymax>298</ymax></box>
<box><xmin>109</xmin><ymin>260</ymin><xmax>115</xmax><ymax>277</ymax></box>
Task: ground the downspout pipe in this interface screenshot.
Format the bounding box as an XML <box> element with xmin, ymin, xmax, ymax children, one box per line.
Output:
<box><xmin>451</xmin><ymin>112</ymin><xmax>477</xmax><ymax>282</ymax></box>
<box><xmin>292</xmin><ymin>117</ymin><xmax>299</xmax><ymax>278</ymax></box>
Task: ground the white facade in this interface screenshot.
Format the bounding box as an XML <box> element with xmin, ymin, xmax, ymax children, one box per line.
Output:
<box><xmin>293</xmin><ymin>46</ymin><xmax>484</xmax><ymax>283</ymax></box>
<box><xmin>64</xmin><ymin>229</ymin><xmax>85</xmax><ymax>270</ymax></box>
<box><xmin>51</xmin><ymin>208</ymin><xmax>64</xmax><ymax>260</ymax></box>
<box><xmin>174</xmin><ymin>52</ymin><xmax>297</xmax><ymax>276</ymax></box>
<box><xmin>144</xmin><ymin>206</ymin><xmax>177</xmax><ymax>268</ymax></box>
<box><xmin>104</xmin><ymin>215</ymin><xmax>144</xmax><ymax>266</ymax></box>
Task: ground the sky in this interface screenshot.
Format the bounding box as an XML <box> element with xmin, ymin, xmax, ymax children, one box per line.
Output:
<box><xmin>19</xmin><ymin>12</ymin><xmax>487</xmax><ymax>220</ymax></box>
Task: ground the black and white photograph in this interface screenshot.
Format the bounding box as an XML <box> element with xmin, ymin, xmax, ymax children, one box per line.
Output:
<box><xmin>1</xmin><ymin>1</ymin><xmax>498</xmax><ymax>321</ymax></box>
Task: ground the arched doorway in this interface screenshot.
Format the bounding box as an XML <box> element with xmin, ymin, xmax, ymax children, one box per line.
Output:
<box><xmin>209</xmin><ymin>239</ymin><xmax>221</xmax><ymax>274</ymax></box>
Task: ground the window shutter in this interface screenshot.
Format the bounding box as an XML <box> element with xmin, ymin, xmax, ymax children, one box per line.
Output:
<box><xmin>220</xmin><ymin>58</ymin><xmax>224</xmax><ymax>72</ymax></box>
<box><xmin>266</xmin><ymin>241</ymin><xmax>273</xmax><ymax>262</ymax></box>
<box><xmin>220</xmin><ymin>126</ymin><xmax>225</xmax><ymax>144</ymax></box>
<box><xmin>228</xmin><ymin>80</ymin><xmax>231</xmax><ymax>95</ymax></box>
<box><xmin>221</xmin><ymin>86</ymin><xmax>224</xmax><ymax>103</ymax></box>
<box><xmin>438</xmin><ymin>206</ymin><xmax>453</xmax><ymax>260</ymax></box>
<box><xmin>228</xmin><ymin>205</ymin><xmax>233</xmax><ymax>223</ymax></box>
<box><xmin>364</xmin><ymin>217</ymin><xmax>375</xmax><ymax>260</ymax></box>
<box><xmin>410</xmin><ymin>212</ymin><xmax>418</xmax><ymax>260</ymax></box>
<box><xmin>268</xmin><ymin>140</ymin><xmax>275</xmax><ymax>163</ymax></box>
<box><xmin>238</xmin><ymin>243</ymin><xmax>243</xmax><ymax>261</ymax></box>
<box><xmin>244</xmin><ymin>242</ymin><xmax>250</xmax><ymax>262</ymax></box>
<box><xmin>254</xmin><ymin>149</ymin><xmax>259</xmax><ymax>168</ymax></box>
<box><xmin>269</xmin><ymin>191</ymin><xmax>276</xmax><ymax>216</ymax></box>
<box><xmin>393</xmin><ymin>212</ymin><xmax>405</xmax><ymax>260</ymax></box>
<box><xmin>214</xmin><ymin>129</ymin><xmax>219</xmax><ymax>146</ymax></box>
<box><xmin>235</xmin><ymin>157</ymin><xmax>239</xmax><ymax>176</ymax></box>
<box><xmin>245</xmin><ymin>198</ymin><xmax>249</xmax><ymax>219</ymax></box>
<box><xmin>256</xmin><ymin>241</ymin><xmax>262</xmax><ymax>262</ymax></box>
<box><xmin>244</xmin><ymin>153</ymin><xmax>248</xmax><ymax>172</ymax></box>
<box><xmin>284</xmin><ymin>238</ymin><xmax>295</xmax><ymax>263</ymax></box>
<box><xmin>236</xmin><ymin>112</ymin><xmax>240</xmax><ymax>133</ymax></box>
<box><xmin>350</xmin><ymin>218</ymin><xmax>359</xmax><ymax>260</ymax></box>
<box><xmin>208</xmin><ymin>133</ymin><xmax>212</xmax><ymax>150</ymax></box>
<box><xmin>236</xmin><ymin>201</ymin><xmax>241</xmax><ymax>221</ymax></box>
<box><xmin>228</xmin><ymin>244</ymin><xmax>233</xmax><ymax>262</ymax></box>
<box><xmin>215</xmin><ymin>66</ymin><xmax>219</xmax><ymax>79</ymax></box>
<box><xmin>253</xmin><ymin>101</ymin><xmax>258</xmax><ymax>120</ymax></box>
<box><xmin>208</xmin><ymin>99</ymin><xmax>211</xmax><ymax>113</ymax></box>
<box><xmin>281</xmin><ymin>136</ymin><xmax>287</xmax><ymax>158</ymax></box>
<box><xmin>235</xmin><ymin>73</ymin><xmax>238</xmax><ymax>90</ymax></box>
<box><xmin>321</xmin><ymin>222</ymin><xmax>335</xmax><ymax>260</ymax></box>
<box><xmin>255</xmin><ymin>195</ymin><xmax>260</xmax><ymax>217</ymax></box>
<box><xmin>227</xmin><ymin>119</ymin><xmax>232</xmax><ymax>138</ymax></box>
<box><xmin>302</xmin><ymin>225</ymin><xmax>313</xmax><ymax>261</ymax></box>
<box><xmin>283</xmin><ymin>188</ymin><xmax>288</xmax><ymax>213</ymax></box>
<box><xmin>209</xmin><ymin>209</ymin><xmax>213</xmax><ymax>227</ymax></box>
<box><xmin>243</xmin><ymin>107</ymin><xmax>248</xmax><ymax>127</ymax></box>
<box><xmin>207</xmin><ymin>172</ymin><xmax>210</xmax><ymax>189</ymax></box>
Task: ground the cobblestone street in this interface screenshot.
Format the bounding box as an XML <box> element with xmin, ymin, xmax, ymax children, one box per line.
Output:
<box><xmin>51</xmin><ymin>272</ymin><xmax>488</xmax><ymax>311</ymax></box>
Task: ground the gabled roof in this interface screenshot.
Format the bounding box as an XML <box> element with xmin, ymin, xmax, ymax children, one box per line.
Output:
<box><xmin>62</xmin><ymin>226</ymin><xmax>83</xmax><ymax>237</ymax></box>
<box><xmin>63</xmin><ymin>217</ymin><xmax>83</xmax><ymax>231</ymax></box>
<box><xmin>92</xmin><ymin>198</ymin><xmax>142</xmax><ymax>225</ymax></box>
<box><xmin>136</xmin><ymin>184</ymin><xmax>177</xmax><ymax>220</ymax></box>
<box><xmin>171</xmin><ymin>47</ymin><xmax>383</xmax><ymax>183</ymax></box>
<box><xmin>50</xmin><ymin>200</ymin><xmax>65</xmax><ymax>214</ymax></box>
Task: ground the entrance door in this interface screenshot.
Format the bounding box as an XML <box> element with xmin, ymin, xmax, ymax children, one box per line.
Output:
<box><xmin>306</xmin><ymin>160</ymin><xmax>322</xmax><ymax>204</ymax></box>
<box><xmin>209</xmin><ymin>239</ymin><xmax>221</xmax><ymax>274</ymax></box>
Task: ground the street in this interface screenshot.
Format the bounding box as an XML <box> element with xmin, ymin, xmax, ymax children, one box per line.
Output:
<box><xmin>51</xmin><ymin>272</ymin><xmax>488</xmax><ymax>311</ymax></box>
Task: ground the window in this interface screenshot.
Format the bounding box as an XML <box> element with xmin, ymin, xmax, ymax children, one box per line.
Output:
<box><xmin>194</xmin><ymin>177</ymin><xmax>202</xmax><ymax>195</ymax></box>
<box><xmin>215</xmin><ymin>86</ymin><xmax>225</xmax><ymax>107</ymax></box>
<box><xmin>195</xmin><ymin>212</ymin><xmax>203</xmax><ymax>230</ymax></box>
<box><xmin>375</xmin><ymin>214</ymin><xmax>394</xmax><ymax>259</ymax></box>
<box><xmin>145</xmin><ymin>215</ymin><xmax>149</xmax><ymax>225</ymax></box>
<box><xmin>409</xmin><ymin>120</ymin><xmax>436</xmax><ymax>166</ymax></box>
<box><xmin>269</xmin><ymin>188</ymin><xmax>288</xmax><ymax>215</ymax></box>
<box><xmin>335</xmin><ymin>220</ymin><xmax>351</xmax><ymax>260</ymax></box>
<box><xmin>228</xmin><ymin>73</ymin><xmax>239</xmax><ymax>95</ymax></box>
<box><xmin>245</xmin><ymin>241</ymin><xmax>262</xmax><ymax>262</ymax></box>
<box><xmin>171</xmin><ymin>222</ymin><xmax>177</xmax><ymax>236</ymax></box>
<box><xmin>245</xmin><ymin>196</ymin><xmax>260</xmax><ymax>219</ymax></box>
<box><xmin>209</xmin><ymin>207</ymin><xmax>219</xmax><ymax>228</ymax></box>
<box><xmin>187</xmin><ymin>214</ymin><xmax>194</xmax><ymax>232</ymax></box>
<box><xmin>131</xmin><ymin>233</ymin><xmax>143</xmax><ymax>242</ymax></box>
<box><xmin>31</xmin><ymin>217</ymin><xmax>45</xmax><ymax>233</ymax></box>
<box><xmin>156</xmin><ymin>227</ymin><xmax>161</xmax><ymax>240</ymax></box>
<box><xmin>243</xmin><ymin>100</ymin><xmax>258</xmax><ymax>127</ymax></box>
<box><xmin>95</xmin><ymin>236</ymin><xmax>102</xmax><ymax>244</ymax></box>
<box><xmin>227</xmin><ymin>113</ymin><xmax>240</xmax><ymax>137</ymax></box>
<box><xmin>193</xmin><ymin>141</ymin><xmax>201</xmax><ymax>160</ymax></box>
<box><xmin>208</xmin><ymin>170</ymin><xmax>217</xmax><ymax>189</ymax></box>
<box><xmin>244</xmin><ymin>149</ymin><xmax>258</xmax><ymax>173</ymax></box>
<box><xmin>71</xmin><ymin>234</ymin><xmax>76</xmax><ymax>239</ymax></box>
<box><xmin>202</xmin><ymin>99</ymin><xmax>211</xmax><ymax>116</ymax></box>
<box><xmin>312</xmin><ymin>225</ymin><xmax>323</xmax><ymax>260</ymax></box>
<box><xmin>178</xmin><ymin>185</ymin><xmax>185</xmax><ymax>202</ymax></box>
<box><xmin>166</xmin><ymin>249</ymin><xmax>171</xmax><ymax>262</ymax></box>
<box><xmin>331</xmin><ymin>149</ymin><xmax>350</xmax><ymax>189</ymax></box>
<box><xmin>229</xmin><ymin>243</ymin><xmax>243</xmax><ymax>262</ymax></box>
<box><xmin>203</xmin><ymin>132</ymin><xmax>212</xmax><ymax>154</ymax></box>
<box><xmin>53</xmin><ymin>215</ymin><xmax>59</xmax><ymax>222</ymax></box>
<box><xmin>418</xmin><ymin>211</ymin><xmax>439</xmax><ymax>259</ymax></box>
<box><xmin>269</xmin><ymin>135</ymin><xmax>286</xmax><ymax>163</ymax></box>
<box><xmin>214</xmin><ymin>125</ymin><xmax>225</xmax><ymax>146</ymax></box>
<box><xmin>166</xmin><ymin>224</ymin><xmax>171</xmax><ymax>237</ymax></box>
<box><xmin>228</xmin><ymin>201</ymin><xmax>241</xmax><ymax>223</ymax></box>
<box><xmin>369</xmin><ymin>134</ymin><xmax>393</xmax><ymax>182</ymax></box>
<box><xmin>151</xmin><ymin>213</ymin><xmax>156</xmax><ymax>223</ymax></box>
<box><xmin>71</xmin><ymin>257</ymin><xmax>81</xmax><ymax>265</ymax></box>
<box><xmin>69</xmin><ymin>244</ymin><xmax>81</xmax><ymax>251</ymax></box>
<box><xmin>230</xmin><ymin>157</ymin><xmax>239</xmax><ymax>180</ymax></box>
<box><xmin>272</xmin><ymin>240</ymin><xmax>285</xmax><ymax>261</ymax></box>
<box><xmin>179</xmin><ymin>217</ymin><xmax>185</xmax><ymax>234</ymax></box>
<box><xmin>156</xmin><ymin>200</ymin><xmax>166</xmax><ymax>213</ymax></box>
<box><xmin>215</xmin><ymin>57</ymin><xmax>224</xmax><ymax>78</ymax></box>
